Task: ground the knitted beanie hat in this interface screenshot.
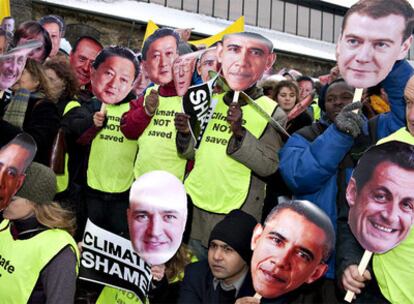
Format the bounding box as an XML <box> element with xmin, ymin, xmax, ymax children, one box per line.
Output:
<box><xmin>209</xmin><ymin>209</ymin><xmax>257</xmax><ymax>263</ymax></box>
<box><xmin>16</xmin><ymin>162</ymin><xmax>56</xmax><ymax>204</ymax></box>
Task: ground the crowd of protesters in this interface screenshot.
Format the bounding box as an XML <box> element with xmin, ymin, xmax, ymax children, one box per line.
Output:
<box><xmin>1</xmin><ymin>0</ymin><xmax>414</xmax><ymax>303</ymax></box>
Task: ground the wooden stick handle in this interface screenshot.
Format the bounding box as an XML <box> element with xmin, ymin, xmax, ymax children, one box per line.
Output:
<box><xmin>352</xmin><ymin>88</ymin><xmax>363</xmax><ymax>114</ymax></box>
<box><xmin>344</xmin><ymin>250</ymin><xmax>373</xmax><ymax>302</ymax></box>
<box><xmin>100</xmin><ymin>103</ymin><xmax>106</xmax><ymax>113</ymax></box>
<box><xmin>253</xmin><ymin>293</ymin><xmax>262</xmax><ymax>300</ymax></box>
<box><xmin>233</xmin><ymin>91</ymin><xmax>240</xmax><ymax>103</ymax></box>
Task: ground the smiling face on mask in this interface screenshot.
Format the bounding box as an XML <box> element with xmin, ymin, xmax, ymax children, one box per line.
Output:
<box><xmin>250</xmin><ymin>208</ymin><xmax>328</xmax><ymax>299</ymax></box>
<box><xmin>336</xmin><ymin>13</ymin><xmax>412</xmax><ymax>88</ymax></box>
<box><xmin>347</xmin><ymin>161</ymin><xmax>414</xmax><ymax>253</ymax></box>
<box><xmin>218</xmin><ymin>33</ymin><xmax>276</xmax><ymax>92</ymax></box>
<box><xmin>0</xmin><ymin>52</ymin><xmax>27</xmax><ymax>90</ymax></box>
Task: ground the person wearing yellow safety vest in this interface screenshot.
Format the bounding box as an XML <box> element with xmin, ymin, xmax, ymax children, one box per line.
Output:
<box><xmin>0</xmin><ymin>162</ymin><xmax>79</xmax><ymax>303</ymax></box>
<box><xmin>75</xmin><ymin>46</ymin><xmax>140</xmax><ymax>237</ymax></box>
<box><xmin>121</xmin><ymin>28</ymin><xmax>193</xmax><ymax>181</ymax></box>
<box><xmin>97</xmin><ymin>245</ymin><xmax>196</xmax><ymax>304</ymax></box>
<box><xmin>175</xmin><ymin>32</ymin><xmax>287</xmax><ymax>259</ymax></box>
<box><xmin>345</xmin><ymin>75</ymin><xmax>414</xmax><ymax>304</ymax></box>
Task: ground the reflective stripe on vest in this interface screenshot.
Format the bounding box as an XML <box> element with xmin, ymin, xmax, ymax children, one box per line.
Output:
<box><xmin>56</xmin><ymin>100</ymin><xmax>81</xmax><ymax>193</ymax></box>
<box><xmin>373</xmin><ymin>128</ymin><xmax>414</xmax><ymax>303</ymax></box>
<box><xmin>185</xmin><ymin>93</ymin><xmax>276</xmax><ymax>213</ymax></box>
<box><xmin>135</xmin><ymin>90</ymin><xmax>186</xmax><ymax>180</ymax></box>
<box><xmin>0</xmin><ymin>220</ymin><xmax>79</xmax><ymax>304</ymax></box>
<box><xmin>88</xmin><ymin>103</ymin><xmax>138</xmax><ymax>193</ymax></box>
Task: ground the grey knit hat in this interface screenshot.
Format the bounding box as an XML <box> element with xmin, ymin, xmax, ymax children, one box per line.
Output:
<box><xmin>16</xmin><ymin>162</ymin><xmax>56</xmax><ymax>204</ymax></box>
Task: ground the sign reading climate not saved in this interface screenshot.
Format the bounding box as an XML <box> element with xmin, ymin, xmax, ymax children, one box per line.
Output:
<box><xmin>79</xmin><ymin>220</ymin><xmax>152</xmax><ymax>303</ymax></box>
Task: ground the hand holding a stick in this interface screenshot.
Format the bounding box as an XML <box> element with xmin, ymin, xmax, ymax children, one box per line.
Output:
<box><xmin>342</xmin><ymin>264</ymin><xmax>372</xmax><ymax>296</ymax></box>
<box><xmin>334</xmin><ymin>102</ymin><xmax>364</xmax><ymax>138</ymax></box>
<box><xmin>227</xmin><ymin>102</ymin><xmax>245</xmax><ymax>139</ymax></box>
<box><xmin>174</xmin><ymin>113</ymin><xmax>191</xmax><ymax>134</ymax></box>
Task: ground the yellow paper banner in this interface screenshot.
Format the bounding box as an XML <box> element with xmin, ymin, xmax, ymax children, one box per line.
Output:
<box><xmin>0</xmin><ymin>0</ymin><xmax>11</xmax><ymax>21</ymax></box>
<box><xmin>190</xmin><ymin>16</ymin><xmax>244</xmax><ymax>47</ymax></box>
<box><xmin>142</xmin><ymin>20</ymin><xmax>159</xmax><ymax>44</ymax></box>
<box><xmin>142</xmin><ymin>16</ymin><xmax>244</xmax><ymax>48</ymax></box>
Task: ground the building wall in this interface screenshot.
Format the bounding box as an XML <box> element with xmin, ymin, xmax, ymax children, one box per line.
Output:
<box><xmin>12</xmin><ymin>1</ymin><xmax>334</xmax><ymax>76</ymax></box>
<box><xmin>32</xmin><ymin>2</ymin><xmax>146</xmax><ymax>51</ymax></box>
<box><xmin>10</xmin><ymin>0</ymin><xmax>32</xmax><ymax>26</ymax></box>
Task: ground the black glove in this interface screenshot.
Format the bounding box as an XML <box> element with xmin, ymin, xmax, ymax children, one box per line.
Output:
<box><xmin>335</xmin><ymin>102</ymin><xmax>364</xmax><ymax>138</ymax></box>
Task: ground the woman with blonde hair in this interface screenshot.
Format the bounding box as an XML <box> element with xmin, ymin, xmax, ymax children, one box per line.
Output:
<box><xmin>2</xmin><ymin>58</ymin><xmax>60</xmax><ymax>165</ymax></box>
<box><xmin>0</xmin><ymin>161</ymin><xmax>79</xmax><ymax>303</ymax></box>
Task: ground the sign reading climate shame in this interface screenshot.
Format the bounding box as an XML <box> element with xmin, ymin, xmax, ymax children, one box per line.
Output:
<box><xmin>183</xmin><ymin>73</ymin><xmax>219</xmax><ymax>148</ymax></box>
<box><xmin>79</xmin><ymin>220</ymin><xmax>151</xmax><ymax>302</ymax></box>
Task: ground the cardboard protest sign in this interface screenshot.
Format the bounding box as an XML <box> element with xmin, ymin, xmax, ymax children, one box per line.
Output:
<box><xmin>0</xmin><ymin>40</ymin><xmax>42</xmax><ymax>91</ymax></box>
<box><xmin>250</xmin><ymin>200</ymin><xmax>333</xmax><ymax>300</ymax></box>
<box><xmin>79</xmin><ymin>219</ymin><xmax>152</xmax><ymax>303</ymax></box>
<box><xmin>0</xmin><ymin>133</ymin><xmax>37</xmax><ymax>211</ymax></box>
<box><xmin>336</xmin><ymin>0</ymin><xmax>413</xmax><ymax>112</ymax></box>
<box><xmin>345</xmin><ymin>141</ymin><xmax>414</xmax><ymax>302</ymax></box>
<box><xmin>128</xmin><ymin>171</ymin><xmax>188</xmax><ymax>266</ymax></box>
<box><xmin>182</xmin><ymin>71</ymin><xmax>220</xmax><ymax>148</ymax></box>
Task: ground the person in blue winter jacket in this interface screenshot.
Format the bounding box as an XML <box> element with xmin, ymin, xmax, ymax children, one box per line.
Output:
<box><xmin>278</xmin><ymin>57</ymin><xmax>413</xmax><ymax>303</ymax></box>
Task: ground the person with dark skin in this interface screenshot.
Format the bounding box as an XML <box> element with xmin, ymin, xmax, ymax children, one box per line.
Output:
<box><xmin>175</xmin><ymin>32</ymin><xmax>286</xmax><ymax>260</ymax></box>
<box><xmin>0</xmin><ymin>133</ymin><xmax>36</xmax><ymax>211</ymax></box>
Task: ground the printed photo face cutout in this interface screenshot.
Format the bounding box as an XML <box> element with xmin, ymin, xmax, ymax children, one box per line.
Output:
<box><xmin>0</xmin><ymin>40</ymin><xmax>41</xmax><ymax>91</ymax></box>
<box><xmin>132</xmin><ymin>62</ymin><xmax>150</xmax><ymax>97</ymax></box>
<box><xmin>91</xmin><ymin>50</ymin><xmax>136</xmax><ymax>104</ymax></box>
<box><xmin>127</xmin><ymin>171</ymin><xmax>188</xmax><ymax>266</ymax></box>
<box><xmin>175</xmin><ymin>28</ymin><xmax>192</xmax><ymax>42</ymax></box>
<box><xmin>173</xmin><ymin>52</ymin><xmax>197</xmax><ymax>97</ymax></box>
<box><xmin>142</xmin><ymin>30</ymin><xmax>179</xmax><ymax>86</ymax></box>
<box><xmin>0</xmin><ymin>35</ymin><xmax>8</xmax><ymax>55</ymax></box>
<box><xmin>69</xmin><ymin>38</ymin><xmax>103</xmax><ymax>86</ymax></box>
<box><xmin>406</xmin><ymin>76</ymin><xmax>414</xmax><ymax>136</ymax></box>
<box><xmin>197</xmin><ymin>48</ymin><xmax>220</xmax><ymax>83</ymax></box>
<box><xmin>336</xmin><ymin>1</ymin><xmax>412</xmax><ymax>88</ymax></box>
<box><xmin>346</xmin><ymin>141</ymin><xmax>414</xmax><ymax>253</ymax></box>
<box><xmin>0</xmin><ymin>133</ymin><xmax>37</xmax><ymax>211</ymax></box>
<box><xmin>217</xmin><ymin>32</ymin><xmax>276</xmax><ymax>92</ymax></box>
<box><xmin>42</xmin><ymin>22</ymin><xmax>61</xmax><ymax>58</ymax></box>
<box><xmin>250</xmin><ymin>201</ymin><xmax>332</xmax><ymax>299</ymax></box>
